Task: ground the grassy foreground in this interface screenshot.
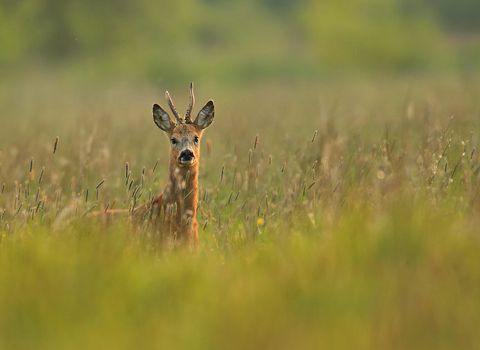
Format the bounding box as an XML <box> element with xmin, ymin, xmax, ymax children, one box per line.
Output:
<box><xmin>1</xmin><ymin>74</ymin><xmax>480</xmax><ymax>349</ymax></box>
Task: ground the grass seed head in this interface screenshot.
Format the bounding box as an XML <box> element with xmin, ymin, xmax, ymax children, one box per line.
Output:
<box><xmin>38</xmin><ymin>167</ymin><xmax>45</xmax><ymax>184</ymax></box>
<box><xmin>152</xmin><ymin>159</ymin><xmax>159</xmax><ymax>173</ymax></box>
<box><xmin>53</xmin><ymin>136</ymin><xmax>59</xmax><ymax>154</ymax></box>
<box><xmin>207</xmin><ymin>139</ymin><xmax>212</xmax><ymax>157</ymax></box>
<box><xmin>96</xmin><ymin>179</ymin><xmax>106</xmax><ymax>189</ymax></box>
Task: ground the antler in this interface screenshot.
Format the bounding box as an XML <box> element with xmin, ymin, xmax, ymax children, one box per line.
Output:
<box><xmin>165</xmin><ymin>91</ymin><xmax>183</xmax><ymax>124</ymax></box>
<box><xmin>185</xmin><ymin>82</ymin><xmax>195</xmax><ymax>123</ymax></box>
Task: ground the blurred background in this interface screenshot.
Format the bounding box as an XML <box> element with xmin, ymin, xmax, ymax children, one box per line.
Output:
<box><xmin>1</xmin><ymin>0</ymin><xmax>479</xmax><ymax>85</ymax></box>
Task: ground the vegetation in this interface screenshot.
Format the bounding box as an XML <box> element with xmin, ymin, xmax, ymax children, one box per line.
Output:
<box><xmin>1</xmin><ymin>0</ymin><xmax>480</xmax><ymax>348</ymax></box>
<box><xmin>1</xmin><ymin>0</ymin><xmax>480</xmax><ymax>81</ymax></box>
<box><xmin>1</xmin><ymin>73</ymin><xmax>480</xmax><ymax>349</ymax></box>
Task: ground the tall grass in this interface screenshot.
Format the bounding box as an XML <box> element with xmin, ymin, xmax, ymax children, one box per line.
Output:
<box><xmin>1</xmin><ymin>73</ymin><xmax>480</xmax><ymax>349</ymax></box>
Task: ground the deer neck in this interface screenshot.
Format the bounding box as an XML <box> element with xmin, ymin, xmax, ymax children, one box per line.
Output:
<box><xmin>164</xmin><ymin>161</ymin><xmax>199</xmax><ymax>212</ymax></box>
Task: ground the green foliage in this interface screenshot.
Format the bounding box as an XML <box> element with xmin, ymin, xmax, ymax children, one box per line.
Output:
<box><xmin>425</xmin><ymin>0</ymin><xmax>480</xmax><ymax>31</ymax></box>
<box><xmin>299</xmin><ymin>0</ymin><xmax>445</xmax><ymax>72</ymax></box>
<box><xmin>1</xmin><ymin>75</ymin><xmax>480</xmax><ymax>348</ymax></box>
<box><xmin>0</xmin><ymin>0</ymin><xmax>309</xmax><ymax>83</ymax></box>
<box><xmin>4</xmin><ymin>0</ymin><xmax>480</xmax><ymax>81</ymax></box>
<box><xmin>0</xmin><ymin>0</ymin><xmax>44</xmax><ymax>63</ymax></box>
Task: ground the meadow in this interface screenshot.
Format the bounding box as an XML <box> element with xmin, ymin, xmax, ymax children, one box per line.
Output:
<box><xmin>1</xmin><ymin>73</ymin><xmax>480</xmax><ymax>349</ymax></box>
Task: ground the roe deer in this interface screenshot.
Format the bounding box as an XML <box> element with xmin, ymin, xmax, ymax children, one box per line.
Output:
<box><xmin>91</xmin><ymin>83</ymin><xmax>214</xmax><ymax>248</ymax></box>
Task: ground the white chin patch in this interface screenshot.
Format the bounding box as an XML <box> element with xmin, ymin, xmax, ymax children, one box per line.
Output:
<box><xmin>180</xmin><ymin>159</ymin><xmax>194</xmax><ymax>165</ymax></box>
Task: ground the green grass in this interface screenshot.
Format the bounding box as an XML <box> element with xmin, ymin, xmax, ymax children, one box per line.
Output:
<box><xmin>1</xmin><ymin>73</ymin><xmax>480</xmax><ymax>349</ymax></box>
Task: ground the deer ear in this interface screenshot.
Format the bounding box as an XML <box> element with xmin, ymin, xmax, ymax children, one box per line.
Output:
<box><xmin>153</xmin><ymin>104</ymin><xmax>175</xmax><ymax>132</ymax></box>
<box><xmin>194</xmin><ymin>100</ymin><xmax>214</xmax><ymax>130</ymax></box>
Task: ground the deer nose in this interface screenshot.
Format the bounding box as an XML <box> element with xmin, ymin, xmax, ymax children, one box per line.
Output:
<box><xmin>179</xmin><ymin>150</ymin><xmax>195</xmax><ymax>164</ymax></box>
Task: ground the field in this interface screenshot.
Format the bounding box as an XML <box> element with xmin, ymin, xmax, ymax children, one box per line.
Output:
<box><xmin>1</xmin><ymin>73</ymin><xmax>480</xmax><ymax>349</ymax></box>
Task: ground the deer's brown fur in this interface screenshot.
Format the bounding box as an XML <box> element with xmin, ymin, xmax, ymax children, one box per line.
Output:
<box><xmin>91</xmin><ymin>83</ymin><xmax>214</xmax><ymax>248</ymax></box>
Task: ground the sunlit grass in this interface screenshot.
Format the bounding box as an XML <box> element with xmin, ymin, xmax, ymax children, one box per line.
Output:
<box><xmin>1</xmin><ymin>73</ymin><xmax>480</xmax><ymax>349</ymax></box>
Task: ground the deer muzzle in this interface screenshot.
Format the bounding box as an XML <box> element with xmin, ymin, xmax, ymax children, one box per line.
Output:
<box><xmin>179</xmin><ymin>150</ymin><xmax>195</xmax><ymax>165</ymax></box>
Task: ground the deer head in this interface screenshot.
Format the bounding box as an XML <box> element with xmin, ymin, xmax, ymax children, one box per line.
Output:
<box><xmin>152</xmin><ymin>83</ymin><xmax>215</xmax><ymax>167</ymax></box>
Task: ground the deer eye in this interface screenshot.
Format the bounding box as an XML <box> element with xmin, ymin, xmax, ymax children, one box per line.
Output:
<box><xmin>171</xmin><ymin>138</ymin><xmax>177</xmax><ymax>145</ymax></box>
<box><xmin>194</xmin><ymin>136</ymin><xmax>199</xmax><ymax>143</ymax></box>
